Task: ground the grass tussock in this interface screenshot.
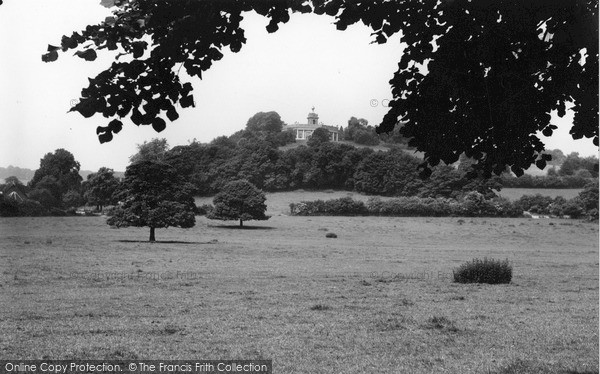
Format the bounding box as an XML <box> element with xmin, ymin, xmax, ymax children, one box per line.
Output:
<box><xmin>424</xmin><ymin>315</ymin><xmax>459</xmax><ymax>332</ymax></box>
<box><xmin>453</xmin><ymin>257</ymin><xmax>513</xmax><ymax>284</ymax></box>
<box><xmin>310</xmin><ymin>304</ymin><xmax>331</xmax><ymax>311</ymax></box>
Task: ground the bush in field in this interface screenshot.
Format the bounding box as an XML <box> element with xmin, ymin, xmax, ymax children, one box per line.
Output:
<box><xmin>453</xmin><ymin>258</ymin><xmax>512</xmax><ymax>284</ymax></box>
<box><xmin>375</xmin><ymin>196</ymin><xmax>458</xmax><ymax>217</ymax></box>
<box><xmin>490</xmin><ymin>197</ymin><xmax>523</xmax><ymax>217</ymax></box>
<box><xmin>0</xmin><ymin>196</ymin><xmax>21</xmax><ymax>217</ymax></box>
<box><xmin>458</xmin><ymin>191</ymin><xmax>500</xmax><ymax>217</ymax></box>
<box><xmin>324</xmin><ymin>197</ymin><xmax>368</xmax><ymax>215</ymax></box>
<box><xmin>513</xmin><ymin>194</ymin><xmax>554</xmax><ymax>214</ymax></box>
<box><xmin>290</xmin><ymin>197</ymin><xmax>367</xmax><ymax>216</ymax></box>
<box><xmin>562</xmin><ymin>200</ymin><xmax>585</xmax><ymax>219</ymax></box>
<box><xmin>576</xmin><ymin>182</ymin><xmax>599</xmax><ymax>220</ymax></box>
<box><xmin>293</xmin><ymin>195</ymin><xmax>521</xmax><ymax>217</ymax></box>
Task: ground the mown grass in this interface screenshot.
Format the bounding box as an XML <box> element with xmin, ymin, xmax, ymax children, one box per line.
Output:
<box><xmin>0</xmin><ymin>213</ymin><xmax>598</xmax><ymax>373</ymax></box>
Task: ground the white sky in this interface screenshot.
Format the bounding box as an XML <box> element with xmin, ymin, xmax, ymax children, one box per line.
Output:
<box><xmin>0</xmin><ymin>0</ymin><xmax>597</xmax><ymax>172</ymax></box>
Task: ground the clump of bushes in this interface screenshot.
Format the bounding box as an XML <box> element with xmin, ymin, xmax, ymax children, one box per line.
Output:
<box><xmin>0</xmin><ymin>196</ymin><xmax>47</xmax><ymax>217</ymax></box>
<box><xmin>290</xmin><ymin>193</ymin><xmax>522</xmax><ymax>217</ymax></box>
<box><xmin>453</xmin><ymin>258</ymin><xmax>512</xmax><ymax>284</ymax></box>
<box><xmin>290</xmin><ymin>197</ymin><xmax>368</xmax><ymax>216</ymax></box>
<box><xmin>289</xmin><ymin>186</ymin><xmax>597</xmax><ymax>219</ymax></box>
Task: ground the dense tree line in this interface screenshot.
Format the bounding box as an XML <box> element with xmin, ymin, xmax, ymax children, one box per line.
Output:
<box><xmin>0</xmin><ymin>149</ymin><xmax>120</xmax><ymax>216</ymax></box>
<box><xmin>499</xmin><ymin>152</ymin><xmax>598</xmax><ymax>188</ymax></box>
<box><xmin>165</xmin><ymin>138</ymin><xmax>501</xmax><ymax>198</ymax></box>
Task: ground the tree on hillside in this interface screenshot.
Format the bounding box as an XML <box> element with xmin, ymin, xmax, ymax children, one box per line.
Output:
<box><xmin>353</xmin><ymin>149</ymin><xmax>424</xmax><ymax>196</ymax></box>
<box><xmin>245</xmin><ymin>111</ymin><xmax>285</xmax><ymax>133</ymax></box>
<box><xmin>29</xmin><ymin>149</ymin><xmax>82</xmax><ymax>199</ymax></box>
<box><xmin>307</xmin><ymin>127</ymin><xmax>330</xmax><ymax>147</ymax></box>
<box><xmin>107</xmin><ymin>160</ymin><xmax>196</xmax><ymax>242</ymax></box>
<box><xmin>206</xmin><ymin>180</ymin><xmax>269</xmax><ymax>227</ymax></box>
<box><xmin>83</xmin><ymin>167</ymin><xmax>120</xmax><ymax>211</ymax></box>
<box><xmin>345</xmin><ymin>117</ymin><xmax>379</xmax><ymax>145</ymax></box>
<box><xmin>40</xmin><ymin>1</ymin><xmax>597</xmax><ymax>176</ymax></box>
<box><xmin>129</xmin><ymin>138</ymin><xmax>169</xmax><ymax>164</ymax></box>
<box><xmin>558</xmin><ymin>152</ymin><xmax>599</xmax><ymax>177</ymax></box>
<box><xmin>4</xmin><ymin>176</ymin><xmax>24</xmax><ymax>186</ymax></box>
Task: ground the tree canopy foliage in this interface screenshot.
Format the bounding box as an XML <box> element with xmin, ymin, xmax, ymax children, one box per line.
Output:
<box><xmin>307</xmin><ymin>127</ymin><xmax>331</xmax><ymax>147</ymax></box>
<box><xmin>37</xmin><ymin>0</ymin><xmax>598</xmax><ymax>175</ymax></box>
<box><xmin>28</xmin><ymin>149</ymin><xmax>83</xmax><ymax>205</ymax></box>
<box><xmin>83</xmin><ymin>167</ymin><xmax>120</xmax><ymax>211</ymax></box>
<box><xmin>107</xmin><ymin>160</ymin><xmax>195</xmax><ymax>241</ymax></box>
<box><xmin>245</xmin><ymin>111</ymin><xmax>285</xmax><ymax>133</ymax></box>
<box><xmin>129</xmin><ymin>138</ymin><xmax>170</xmax><ymax>163</ymax></box>
<box><xmin>206</xmin><ymin>179</ymin><xmax>269</xmax><ymax>227</ymax></box>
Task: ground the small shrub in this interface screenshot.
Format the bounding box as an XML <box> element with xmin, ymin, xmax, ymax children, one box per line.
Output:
<box><xmin>424</xmin><ymin>316</ymin><xmax>459</xmax><ymax>332</ymax></box>
<box><xmin>310</xmin><ymin>304</ymin><xmax>330</xmax><ymax>311</ymax></box>
<box><xmin>453</xmin><ymin>258</ymin><xmax>512</xmax><ymax>284</ymax></box>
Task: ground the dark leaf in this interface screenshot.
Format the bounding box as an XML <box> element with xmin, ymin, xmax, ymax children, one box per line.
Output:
<box><xmin>72</xmin><ymin>99</ymin><xmax>97</xmax><ymax>118</ymax></box>
<box><xmin>152</xmin><ymin>117</ymin><xmax>166</xmax><ymax>133</ymax></box>
<box><xmin>166</xmin><ymin>107</ymin><xmax>179</xmax><ymax>121</ymax></box>
<box><xmin>98</xmin><ymin>131</ymin><xmax>113</xmax><ymax>144</ymax></box>
<box><xmin>535</xmin><ymin>159</ymin><xmax>546</xmax><ymax>169</ymax></box>
<box><xmin>108</xmin><ymin>119</ymin><xmax>123</xmax><ymax>133</ymax></box>
<box><xmin>180</xmin><ymin>95</ymin><xmax>194</xmax><ymax>108</ymax></box>
<box><xmin>75</xmin><ymin>49</ymin><xmax>97</xmax><ymax>61</ymax></box>
<box><xmin>42</xmin><ymin>50</ymin><xmax>58</xmax><ymax>63</ymax></box>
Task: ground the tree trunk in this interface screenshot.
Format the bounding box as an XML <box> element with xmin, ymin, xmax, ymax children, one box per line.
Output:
<box><xmin>149</xmin><ymin>227</ymin><xmax>156</xmax><ymax>242</ymax></box>
<box><xmin>239</xmin><ymin>219</ymin><xmax>243</xmax><ymax>227</ymax></box>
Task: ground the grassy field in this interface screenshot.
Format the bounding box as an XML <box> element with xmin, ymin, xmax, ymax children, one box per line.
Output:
<box><xmin>497</xmin><ymin>188</ymin><xmax>584</xmax><ymax>201</ymax></box>
<box><xmin>1</xmin><ymin>207</ymin><xmax>598</xmax><ymax>373</ymax></box>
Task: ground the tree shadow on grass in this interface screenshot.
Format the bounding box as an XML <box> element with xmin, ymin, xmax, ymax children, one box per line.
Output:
<box><xmin>117</xmin><ymin>240</ymin><xmax>218</xmax><ymax>244</ymax></box>
<box><xmin>208</xmin><ymin>225</ymin><xmax>276</xmax><ymax>230</ymax></box>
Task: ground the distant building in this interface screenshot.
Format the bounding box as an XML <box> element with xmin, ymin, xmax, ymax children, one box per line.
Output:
<box><xmin>2</xmin><ymin>183</ymin><xmax>27</xmax><ymax>202</ymax></box>
<box><xmin>283</xmin><ymin>107</ymin><xmax>340</xmax><ymax>142</ymax></box>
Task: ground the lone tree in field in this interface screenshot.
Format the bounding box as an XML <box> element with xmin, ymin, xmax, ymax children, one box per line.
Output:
<box><xmin>107</xmin><ymin>160</ymin><xmax>195</xmax><ymax>241</ymax></box>
<box><xmin>207</xmin><ymin>180</ymin><xmax>269</xmax><ymax>227</ymax></box>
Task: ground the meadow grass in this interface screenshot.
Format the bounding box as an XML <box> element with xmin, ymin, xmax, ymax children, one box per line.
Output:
<box><xmin>0</xmin><ymin>209</ymin><xmax>598</xmax><ymax>373</ymax></box>
<box><xmin>497</xmin><ymin>188</ymin><xmax>583</xmax><ymax>201</ymax></box>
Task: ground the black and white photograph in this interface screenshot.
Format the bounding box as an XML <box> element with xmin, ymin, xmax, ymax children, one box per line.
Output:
<box><xmin>0</xmin><ymin>1</ymin><xmax>598</xmax><ymax>373</ymax></box>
